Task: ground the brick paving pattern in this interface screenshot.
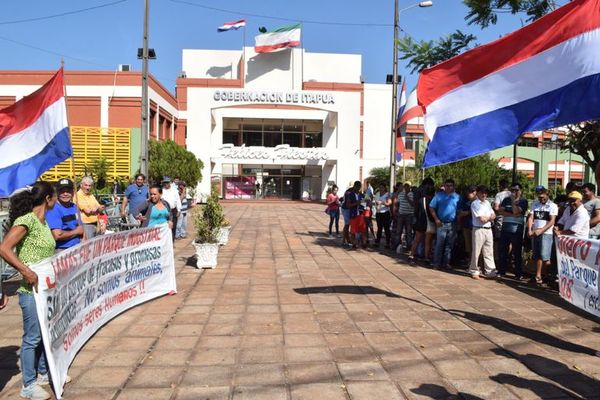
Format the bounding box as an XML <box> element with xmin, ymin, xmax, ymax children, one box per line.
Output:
<box><xmin>1</xmin><ymin>202</ymin><xmax>599</xmax><ymax>399</ymax></box>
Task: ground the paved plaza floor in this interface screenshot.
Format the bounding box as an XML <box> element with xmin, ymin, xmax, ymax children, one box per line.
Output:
<box><xmin>1</xmin><ymin>202</ymin><xmax>600</xmax><ymax>399</ymax></box>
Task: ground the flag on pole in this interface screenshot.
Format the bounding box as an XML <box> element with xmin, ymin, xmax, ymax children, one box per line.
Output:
<box><xmin>218</xmin><ymin>19</ymin><xmax>246</xmax><ymax>32</ymax></box>
<box><xmin>396</xmin><ymin>82</ymin><xmax>407</xmax><ymax>161</ymax></box>
<box><xmin>418</xmin><ymin>0</ymin><xmax>600</xmax><ymax>167</ymax></box>
<box><xmin>255</xmin><ymin>23</ymin><xmax>301</xmax><ymax>53</ymax></box>
<box><xmin>0</xmin><ymin>69</ymin><xmax>71</xmax><ymax>196</ymax></box>
<box><xmin>398</xmin><ymin>88</ymin><xmax>424</xmax><ymax>127</ymax></box>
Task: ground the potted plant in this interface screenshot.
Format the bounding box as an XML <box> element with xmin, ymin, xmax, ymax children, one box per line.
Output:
<box><xmin>191</xmin><ymin>207</ymin><xmax>219</xmax><ymax>268</ymax></box>
<box><xmin>217</xmin><ymin>217</ymin><xmax>231</xmax><ymax>246</ymax></box>
<box><xmin>204</xmin><ymin>190</ymin><xmax>231</xmax><ymax>246</ymax></box>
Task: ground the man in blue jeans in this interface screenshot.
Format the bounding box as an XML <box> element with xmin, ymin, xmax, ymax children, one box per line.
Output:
<box><xmin>429</xmin><ymin>178</ymin><xmax>460</xmax><ymax>269</ymax></box>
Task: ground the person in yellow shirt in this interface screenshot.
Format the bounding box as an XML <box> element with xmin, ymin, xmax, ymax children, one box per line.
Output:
<box><xmin>75</xmin><ymin>176</ymin><xmax>104</xmax><ymax>239</ymax></box>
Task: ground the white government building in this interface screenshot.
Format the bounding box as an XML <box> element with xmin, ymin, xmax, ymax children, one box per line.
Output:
<box><xmin>177</xmin><ymin>46</ymin><xmax>394</xmax><ymax>200</ymax></box>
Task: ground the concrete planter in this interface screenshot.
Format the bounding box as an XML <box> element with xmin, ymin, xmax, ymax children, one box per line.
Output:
<box><xmin>193</xmin><ymin>242</ymin><xmax>219</xmax><ymax>269</ymax></box>
<box><xmin>215</xmin><ymin>226</ymin><xmax>231</xmax><ymax>246</ymax></box>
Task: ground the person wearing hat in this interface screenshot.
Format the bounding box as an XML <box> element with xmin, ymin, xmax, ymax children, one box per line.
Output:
<box><xmin>161</xmin><ymin>176</ymin><xmax>181</xmax><ymax>240</ymax></box>
<box><xmin>46</xmin><ymin>178</ymin><xmax>84</xmax><ymax>251</ymax></box>
<box><xmin>555</xmin><ymin>191</ymin><xmax>590</xmax><ymax>239</ymax></box>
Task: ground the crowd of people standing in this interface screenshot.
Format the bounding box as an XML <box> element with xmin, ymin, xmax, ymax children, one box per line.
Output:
<box><xmin>325</xmin><ymin>177</ymin><xmax>600</xmax><ymax>285</ymax></box>
<box><xmin>0</xmin><ymin>174</ymin><xmax>191</xmax><ymax>399</ymax></box>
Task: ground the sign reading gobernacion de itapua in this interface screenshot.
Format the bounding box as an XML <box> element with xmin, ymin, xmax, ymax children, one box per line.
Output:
<box><xmin>213</xmin><ymin>90</ymin><xmax>335</xmax><ymax>105</ymax></box>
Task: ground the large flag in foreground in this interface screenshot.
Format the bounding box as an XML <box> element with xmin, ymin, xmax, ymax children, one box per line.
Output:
<box><xmin>255</xmin><ymin>23</ymin><xmax>301</xmax><ymax>53</ymax></box>
<box><xmin>0</xmin><ymin>69</ymin><xmax>71</xmax><ymax>196</ymax></box>
<box><xmin>418</xmin><ymin>0</ymin><xmax>600</xmax><ymax>167</ymax></box>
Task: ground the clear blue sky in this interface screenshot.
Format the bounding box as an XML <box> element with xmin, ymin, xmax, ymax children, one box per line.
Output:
<box><xmin>0</xmin><ymin>0</ymin><xmax>526</xmax><ymax>93</ymax></box>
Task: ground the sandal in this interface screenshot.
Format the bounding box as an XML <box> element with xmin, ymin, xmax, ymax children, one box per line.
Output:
<box><xmin>0</xmin><ymin>293</ymin><xmax>8</xmax><ymax>310</ymax></box>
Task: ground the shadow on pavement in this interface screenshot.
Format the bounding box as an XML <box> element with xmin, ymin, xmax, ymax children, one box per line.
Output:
<box><xmin>494</xmin><ymin>277</ymin><xmax>600</xmax><ymax>324</ymax></box>
<box><xmin>447</xmin><ymin>309</ymin><xmax>597</xmax><ymax>356</ymax></box>
<box><xmin>0</xmin><ymin>345</ymin><xmax>20</xmax><ymax>391</ymax></box>
<box><xmin>410</xmin><ymin>383</ymin><xmax>483</xmax><ymax>400</ymax></box>
<box><xmin>490</xmin><ymin>352</ymin><xmax>598</xmax><ymax>399</ymax></box>
<box><xmin>294</xmin><ymin>285</ymin><xmax>401</xmax><ymax>298</ymax></box>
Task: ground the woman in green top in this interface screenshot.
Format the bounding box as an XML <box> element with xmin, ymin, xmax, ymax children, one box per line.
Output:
<box><xmin>0</xmin><ymin>181</ymin><xmax>56</xmax><ymax>400</ymax></box>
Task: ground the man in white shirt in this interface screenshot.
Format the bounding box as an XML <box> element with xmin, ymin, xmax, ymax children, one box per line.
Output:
<box><xmin>161</xmin><ymin>176</ymin><xmax>182</xmax><ymax>239</ymax></box>
<box><xmin>527</xmin><ymin>188</ymin><xmax>558</xmax><ymax>285</ymax></box>
<box><xmin>555</xmin><ymin>191</ymin><xmax>590</xmax><ymax>239</ymax></box>
<box><xmin>469</xmin><ymin>185</ymin><xmax>497</xmax><ymax>279</ymax></box>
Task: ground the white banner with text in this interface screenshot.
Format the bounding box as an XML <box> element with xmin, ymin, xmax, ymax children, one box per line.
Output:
<box><xmin>32</xmin><ymin>224</ymin><xmax>177</xmax><ymax>399</ymax></box>
<box><xmin>555</xmin><ymin>235</ymin><xmax>600</xmax><ymax>318</ymax></box>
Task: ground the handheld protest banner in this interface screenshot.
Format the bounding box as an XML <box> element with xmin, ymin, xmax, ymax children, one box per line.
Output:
<box><xmin>32</xmin><ymin>223</ymin><xmax>176</xmax><ymax>398</ymax></box>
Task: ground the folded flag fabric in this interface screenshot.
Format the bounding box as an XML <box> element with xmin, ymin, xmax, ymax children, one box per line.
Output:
<box><xmin>218</xmin><ymin>20</ymin><xmax>246</xmax><ymax>32</ymax></box>
<box><xmin>418</xmin><ymin>0</ymin><xmax>600</xmax><ymax>167</ymax></box>
<box><xmin>398</xmin><ymin>88</ymin><xmax>423</xmax><ymax>127</ymax></box>
<box><xmin>396</xmin><ymin>82</ymin><xmax>406</xmax><ymax>161</ymax></box>
<box><xmin>0</xmin><ymin>68</ymin><xmax>72</xmax><ymax>196</ymax></box>
<box><xmin>255</xmin><ymin>23</ymin><xmax>301</xmax><ymax>53</ymax></box>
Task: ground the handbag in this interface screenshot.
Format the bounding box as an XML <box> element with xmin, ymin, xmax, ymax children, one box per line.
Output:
<box><xmin>324</xmin><ymin>207</ymin><xmax>331</xmax><ymax>215</ymax></box>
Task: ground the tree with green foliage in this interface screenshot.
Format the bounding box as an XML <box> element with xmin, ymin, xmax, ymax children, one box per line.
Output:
<box><xmin>398</xmin><ymin>30</ymin><xmax>477</xmax><ymax>74</ymax></box>
<box><xmin>148</xmin><ymin>140</ymin><xmax>204</xmax><ymax>186</ymax></box>
<box><xmin>369</xmin><ymin>153</ymin><xmax>532</xmax><ymax>196</ymax></box>
<box><xmin>463</xmin><ymin>0</ymin><xmax>555</xmax><ymax>28</ymax></box>
<box><xmin>85</xmin><ymin>156</ymin><xmax>112</xmax><ymax>189</ymax></box>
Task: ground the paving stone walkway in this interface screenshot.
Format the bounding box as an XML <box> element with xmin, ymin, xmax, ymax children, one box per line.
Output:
<box><xmin>1</xmin><ymin>202</ymin><xmax>599</xmax><ymax>399</ymax></box>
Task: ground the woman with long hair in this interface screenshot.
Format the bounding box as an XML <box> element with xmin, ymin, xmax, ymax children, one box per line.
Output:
<box><xmin>0</xmin><ymin>181</ymin><xmax>57</xmax><ymax>400</ymax></box>
<box><xmin>326</xmin><ymin>185</ymin><xmax>341</xmax><ymax>238</ymax></box>
<box><xmin>135</xmin><ymin>184</ymin><xmax>173</xmax><ymax>229</ymax></box>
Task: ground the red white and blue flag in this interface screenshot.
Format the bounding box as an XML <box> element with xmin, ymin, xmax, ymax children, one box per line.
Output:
<box><xmin>0</xmin><ymin>69</ymin><xmax>71</xmax><ymax>196</ymax></box>
<box><xmin>218</xmin><ymin>20</ymin><xmax>246</xmax><ymax>32</ymax></box>
<box><xmin>418</xmin><ymin>0</ymin><xmax>600</xmax><ymax>167</ymax></box>
<box><xmin>396</xmin><ymin>82</ymin><xmax>407</xmax><ymax>161</ymax></box>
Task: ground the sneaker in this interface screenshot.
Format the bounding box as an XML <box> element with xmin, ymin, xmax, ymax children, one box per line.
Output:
<box><xmin>37</xmin><ymin>374</ymin><xmax>71</xmax><ymax>386</ymax></box>
<box><xmin>328</xmin><ymin>234</ymin><xmax>333</xmax><ymax>238</ymax></box>
<box><xmin>20</xmin><ymin>383</ymin><xmax>50</xmax><ymax>400</ymax></box>
<box><xmin>484</xmin><ymin>271</ymin><xmax>498</xmax><ymax>279</ymax></box>
<box><xmin>336</xmin><ymin>233</ymin><xmax>341</xmax><ymax>238</ymax></box>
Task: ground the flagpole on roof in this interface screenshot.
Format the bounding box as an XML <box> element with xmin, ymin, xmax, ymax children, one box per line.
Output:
<box><xmin>242</xmin><ymin>24</ymin><xmax>246</xmax><ymax>81</ymax></box>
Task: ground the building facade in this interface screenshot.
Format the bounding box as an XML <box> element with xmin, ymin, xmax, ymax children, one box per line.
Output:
<box><xmin>0</xmin><ymin>70</ymin><xmax>181</xmax><ymax>180</ymax></box>
<box><xmin>176</xmin><ymin>47</ymin><xmax>393</xmax><ymax>200</ymax></box>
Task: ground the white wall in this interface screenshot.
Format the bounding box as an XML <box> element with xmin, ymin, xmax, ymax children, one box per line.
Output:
<box><xmin>304</xmin><ymin>52</ymin><xmax>362</xmax><ymax>83</ymax></box>
<box><xmin>362</xmin><ymin>84</ymin><xmax>392</xmax><ymax>179</ymax></box>
<box><xmin>182</xmin><ymin>49</ymin><xmax>241</xmax><ymax>79</ymax></box>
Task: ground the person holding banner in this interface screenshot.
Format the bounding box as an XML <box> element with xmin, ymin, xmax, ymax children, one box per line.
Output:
<box><xmin>45</xmin><ymin>178</ymin><xmax>84</xmax><ymax>252</ymax></box>
<box><xmin>135</xmin><ymin>184</ymin><xmax>173</xmax><ymax>229</ymax></box>
<box><xmin>0</xmin><ymin>181</ymin><xmax>57</xmax><ymax>400</ymax></box>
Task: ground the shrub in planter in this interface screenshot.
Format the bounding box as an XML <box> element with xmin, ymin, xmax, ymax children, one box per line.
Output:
<box><xmin>192</xmin><ymin>208</ymin><xmax>219</xmax><ymax>268</ymax></box>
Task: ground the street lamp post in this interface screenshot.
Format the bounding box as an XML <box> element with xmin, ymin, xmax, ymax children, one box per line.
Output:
<box><xmin>140</xmin><ymin>0</ymin><xmax>150</xmax><ymax>177</ymax></box>
<box><xmin>389</xmin><ymin>0</ymin><xmax>432</xmax><ymax>190</ymax></box>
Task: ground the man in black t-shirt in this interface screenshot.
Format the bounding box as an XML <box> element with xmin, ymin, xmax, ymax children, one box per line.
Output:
<box><xmin>341</xmin><ymin>181</ymin><xmax>362</xmax><ymax>246</ymax></box>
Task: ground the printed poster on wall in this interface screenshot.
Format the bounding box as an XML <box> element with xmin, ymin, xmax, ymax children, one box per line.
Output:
<box><xmin>32</xmin><ymin>224</ymin><xmax>177</xmax><ymax>399</ymax></box>
<box><xmin>555</xmin><ymin>235</ymin><xmax>600</xmax><ymax>318</ymax></box>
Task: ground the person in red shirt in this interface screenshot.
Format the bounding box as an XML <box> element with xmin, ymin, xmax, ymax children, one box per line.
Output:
<box><xmin>326</xmin><ymin>185</ymin><xmax>341</xmax><ymax>238</ymax></box>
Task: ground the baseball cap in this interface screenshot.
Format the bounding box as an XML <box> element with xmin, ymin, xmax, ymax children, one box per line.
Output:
<box><xmin>162</xmin><ymin>176</ymin><xmax>171</xmax><ymax>183</ymax></box>
<box><xmin>404</xmin><ymin>181</ymin><xmax>412</xmax><ymax>186</ymax></box>
<box><xmin>568</xmin><ymin>191</ymin><xmax>583</xmax><ymax>200</ymax></box>
<box><xmin>56</xmin><ymin>178</ymin><xmax>74</xmax><ymax>191</ymax></box>
<box><xmin>534</xmin><ymin>185</ymin><xmax>545</xmax><ymax>192</ymax></box>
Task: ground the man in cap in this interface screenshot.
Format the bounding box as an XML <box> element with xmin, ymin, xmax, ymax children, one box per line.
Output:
<box><xmin>161</xmin><ymin>176</ymin><xmax>182</xmax><ymax>239</ymax></box>
<box><xmin>46</xmin><ymin>178</ymin><xmax>84</xmax><ymax>251</ymax></box>
<box><xmin>581</xmin><ymin>183</ymin><xmax>600</xmax><ymax>239</ymax></box>
<box><xmin>121</xmin><ymin>173</ymin><xmax>149</xmax><ymax>227</ymax></box>
<box><xmin>527</xmin><ymin>188</ymin><xmax>558</xmax><ymax>285</ymax></box>
<box><xmin>555</xmin><ymin>191</ymin><xmax>590</xmax><ymax>238</ymax></box>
